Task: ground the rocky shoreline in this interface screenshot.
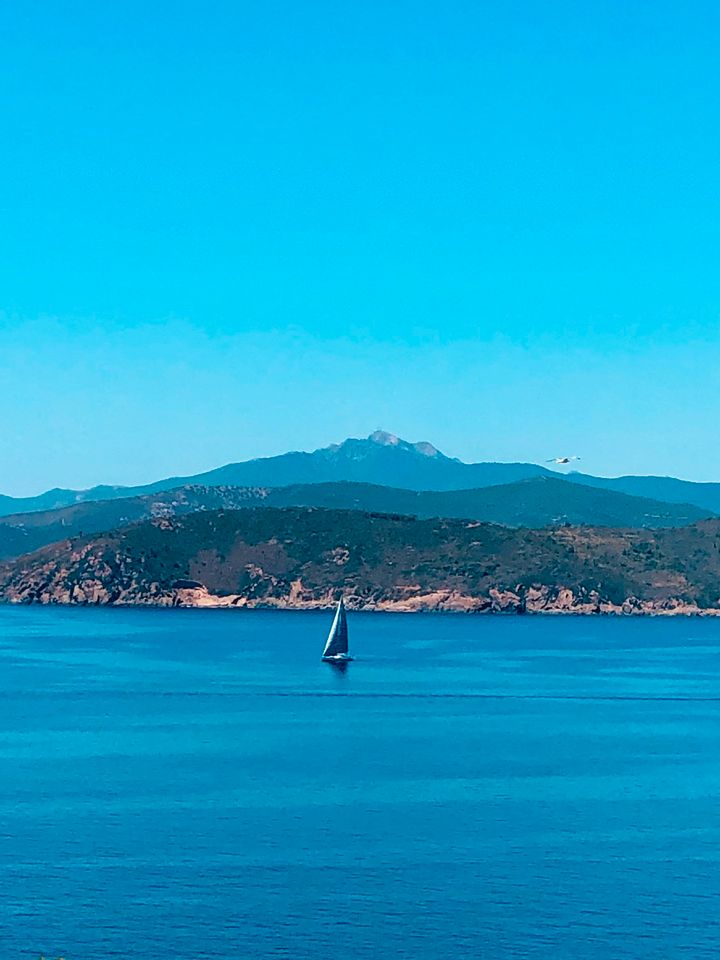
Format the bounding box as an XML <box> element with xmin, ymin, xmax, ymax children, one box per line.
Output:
<box><xmin>2</xmin><ymin>579</ymin><xmax>718</xmax><ymax>616</ymax></box>
<box><xmin>167</xmin><ymin>584</ymin><xmax>720</xmax><ymax>616</ymax></box>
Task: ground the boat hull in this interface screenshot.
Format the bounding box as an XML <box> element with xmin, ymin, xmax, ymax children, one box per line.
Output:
<box><xmin>322</xmin><ymin>655</ymin><xmax>354</xmax><ymax>663</ymax></box>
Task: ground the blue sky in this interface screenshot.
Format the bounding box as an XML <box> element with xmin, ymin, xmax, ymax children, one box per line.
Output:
<box><xmin>1</xmin><ymin>1</ymin><xmax>719</xmax><ymax>495</ymax></box>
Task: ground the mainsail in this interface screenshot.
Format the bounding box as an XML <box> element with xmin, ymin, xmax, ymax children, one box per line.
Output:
<box><xmin>322</xmin><ymin>598</ymin><xmax>349</xmax><ymax>658</ymax></box>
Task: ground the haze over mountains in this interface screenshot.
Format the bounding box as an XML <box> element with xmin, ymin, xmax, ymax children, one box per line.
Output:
<box><xmin>3</xmin><ymin>430</ymin><xmax>720</xmax><ymax>516</ymax></box>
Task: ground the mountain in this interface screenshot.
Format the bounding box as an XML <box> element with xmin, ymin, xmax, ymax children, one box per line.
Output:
<box><xmin>566</xmin><ymin>473</ymin><xmax>720</xmax><ymax>514</ymax></box>
<box><xmin>3</xmin><ymin>506</ymin><xmax>720</xmax><ymax>613</ymax></box>
<box><xmin>0</xmin><ymin>486</ymin><xmax>268</xmax><ymax>560</ymax></box>
<box><xmin>0</xmin><ymin>477</ymin><xmax>710</xmax><ymax>561</ymax></box>
<box><xmin>4</xmin><ymin>430</ymin><xmax>720</xmax><ymax>518</ymax></box>
<box><xmin>0</xmin><ymin>431</ymin><xmax>552</xmax><ymax>517</ymax></box>
<box><xmin>119</xmin><ymin>430</ymin><xmax>555</xmax><ymax>493</ymax></box>
<box><xmin>262</xmin><ymin>477</ymin><xmax>711</xmax><ymax>530</ymax></box>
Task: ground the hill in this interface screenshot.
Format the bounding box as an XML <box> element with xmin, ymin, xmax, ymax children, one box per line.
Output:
<box><xmin>263</xmin><ymin>477</ymin><xmax>711</xmax><ymax>529</ymax></box>
<box><xmin>3</xmin><ymin>506</ymin><xmax>720</xmax><ymax>614</ymax></box>
<box><xmin>0</xmin><ymin>486</ymin><xmax>266</xmax><ymax>560</ymax></box>
<box><xmin>0</xmin><ymin>477</ymin><xmax>710</xmax><ymax>561</ymax></box>
<box><xmin>566</xmin><ymin>473</ymin><xmax>720</xmax><ymax>514</ymax></box>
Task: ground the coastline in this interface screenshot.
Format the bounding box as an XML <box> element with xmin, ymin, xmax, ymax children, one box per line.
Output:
<box><xmin>5</xmin><ymin>510</ymin><xmax>720</xmax><ymax>620</ymax></box>
<box><xmin>3</xmin><ymin>583</ymin><xmax>719</xmax><ymax>616</ymax></box>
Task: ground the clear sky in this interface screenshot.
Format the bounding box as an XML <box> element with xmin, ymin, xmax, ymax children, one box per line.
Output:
<box><xmin>1</xmin><ymin>0</ymin><xmax>719</xmax><ymax>495</ymax></box>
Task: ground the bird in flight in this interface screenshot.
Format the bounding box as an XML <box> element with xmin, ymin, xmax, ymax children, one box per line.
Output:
<box><xmin>546</xmin><ymin>455</ymin><xmax>581</xmax><ymax>464</ymax></box>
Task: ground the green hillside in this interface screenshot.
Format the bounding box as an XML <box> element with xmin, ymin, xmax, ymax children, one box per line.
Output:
<box><xmin>3</xmin><ymin>506</ymin><xmax>720</xmax><ymax>613</ymax></box>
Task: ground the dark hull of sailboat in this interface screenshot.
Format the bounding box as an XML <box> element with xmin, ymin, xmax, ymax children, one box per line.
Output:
<box><xmin>322</xmin><ymin>654</ymin><xmax>354</xmax><ymax>663</ymax></box>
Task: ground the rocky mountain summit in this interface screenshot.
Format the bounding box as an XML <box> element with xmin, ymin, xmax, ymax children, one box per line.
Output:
<box><xmin>327</xmin><ymin>430</ymin><xmax>445</xmax><ymax>460</ymax></box>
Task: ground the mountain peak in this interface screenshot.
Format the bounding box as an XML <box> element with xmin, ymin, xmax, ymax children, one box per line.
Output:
<box><xmin>413</xmin><ymin>441</ymin><xmax>441</xmax><ymax>458</ymax></box>
<box><xmin>368</xmin><ymin>430</ymin><xmax>443</xmax><ymax>458</ymax></box>
<box><xmin>369</xmin><ymin>430</ymin><xmax>401</xmax><ymax>446</ymax></box>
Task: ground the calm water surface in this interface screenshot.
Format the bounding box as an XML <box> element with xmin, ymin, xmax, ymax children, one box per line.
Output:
<box><xmin>1</xmin><ymin>607</ymin><xmax>719</xmax><ymax>958</ymax></box>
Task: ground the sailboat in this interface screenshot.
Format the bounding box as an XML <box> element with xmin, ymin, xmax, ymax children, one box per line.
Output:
<box><xmin>322</xmin><ymin>597</ymin><xmax>353</xmax><ymax>663</ymax></box>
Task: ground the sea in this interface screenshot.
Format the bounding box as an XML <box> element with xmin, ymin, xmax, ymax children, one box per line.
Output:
<box><xmin>1</xmin><ymin>606</ymin><xmax>719</xmax><ymax>959</ymax></box>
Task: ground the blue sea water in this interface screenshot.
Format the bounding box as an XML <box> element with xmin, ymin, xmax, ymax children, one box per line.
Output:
<box><xmin>1</xmin><ymin>607</ymin><xmax>720</xmax><ymax>959</ymax></box>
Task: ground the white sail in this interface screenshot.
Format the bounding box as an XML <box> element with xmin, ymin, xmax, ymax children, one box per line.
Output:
<box><xmin>322</xmin><ymin>598</ymin><xmax>349</xmax><ymax>658</ymax></box>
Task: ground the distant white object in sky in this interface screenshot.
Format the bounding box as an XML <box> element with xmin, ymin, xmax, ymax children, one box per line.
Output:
<box><xmin>546</xmin><ymin>456</ymin><xmax>581</xmax><ymax>464</ymax></box>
